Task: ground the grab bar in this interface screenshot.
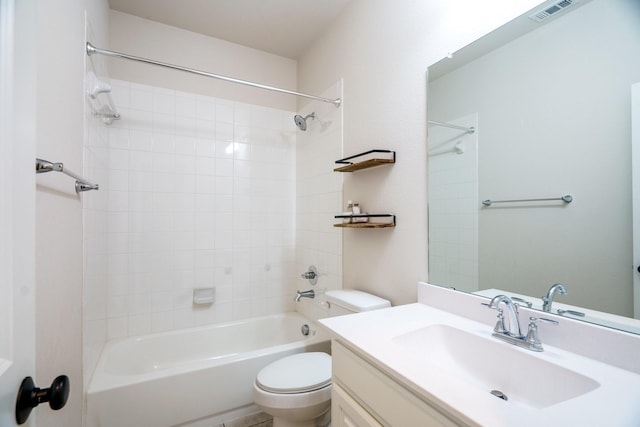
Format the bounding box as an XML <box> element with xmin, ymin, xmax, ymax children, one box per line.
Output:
<box><xmin>482</xmin><ymin>195</ymin><xmax>572</xmax><ymax>207</ymax></box>
<box><xmin>36</xmin><ymin>158</ymin><xmax>99</xmax><ymax>193</ymax></box>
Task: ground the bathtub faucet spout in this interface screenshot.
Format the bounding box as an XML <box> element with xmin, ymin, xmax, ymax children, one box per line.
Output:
<box><xmin>295</xmin><ymin>289</ymin><xmax>315</xmax><ymax>302</ymax></box>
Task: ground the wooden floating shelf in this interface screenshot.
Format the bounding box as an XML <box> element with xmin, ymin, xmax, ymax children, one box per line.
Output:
<box><xmin>334</xmin><ymin>214</ymin><xmax>396</xmax><ymax>228</ymax></box>
<box><xmin>334</xmin><ymin>222</ymin><xmax>395</xmax><ymax>228</ymax></box>
<box><xmin>334</xmin><ymin>149</ymin><xmax>395</xmax><ymax>173</ymax></box>
<box><xmin>334</xmin><ymin>158</ymin><xmax>395</xmax><ymax>172</ymax></box>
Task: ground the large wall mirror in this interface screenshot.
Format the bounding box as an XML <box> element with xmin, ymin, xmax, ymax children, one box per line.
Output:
<box><xmin>427</xmin><ymin>0</ymin><xmax>640</xmax><ymax>334</ymax></box>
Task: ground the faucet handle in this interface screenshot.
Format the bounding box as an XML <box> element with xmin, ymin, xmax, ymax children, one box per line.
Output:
<box><xmin>526</xmin><ymin>317</ymin><xmax>559</xmax><ymax>351</ymax></box>
<box><xmin>529</xmin><ymin>317</ymin><xmax>559</xmax><ymax>326</ymax></box>
<box><xmin>493</xmin><ymin>309</ymin><xmax>508</xmax><ymax>334</ymax></box>
<box><xmin>482</xmin><ymin>302</ymin><xmax>514</xmax><ymax>333</ymax></box>
<box><xmin>482</xmin><ymin>302</ymin><xmax>508</xmax><ymax>333</ymax></box>
<box><xmin>511</xmin><ymin>297</ymin><xmax>533</xmax><ymax>308</ymax></box>
<box><xmin>300</xmin><ymin>265</ymin><xmax>318</xmax><ymax>285</ymax></box>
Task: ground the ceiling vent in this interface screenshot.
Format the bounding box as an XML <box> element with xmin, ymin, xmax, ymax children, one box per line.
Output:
<box><xmin>529</xmin><ymin>0</ymin><xmax>582</xmax><ymax>22</ymax></box>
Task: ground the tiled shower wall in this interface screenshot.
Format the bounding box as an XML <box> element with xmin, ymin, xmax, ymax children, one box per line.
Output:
<box><xmin>427</xmin><ymin>113</ymin><xmax>478</xmax><ymax>292</ymax></box>
<box><xmin>84</xmin><ymin>80</ymin><xmax>298</xmax><ymax>350</ymax></box>
<box><xmin>295</xmin><ymin>81</ymin><xmax>344</xmax><ymax>320</ymax></box>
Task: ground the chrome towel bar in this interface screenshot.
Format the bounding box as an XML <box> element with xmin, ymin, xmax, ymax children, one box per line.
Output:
<box><xmin>482</xmin><ymin>195</ymin><xmax>572</xmax><ymax>207</ymax></box>
<box><xmin>35</xmin><ymin>158</ymin><xmax>99</xmax><ymax>193</ymax></box>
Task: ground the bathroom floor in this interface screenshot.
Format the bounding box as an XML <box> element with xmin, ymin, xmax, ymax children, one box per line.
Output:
<box><xmin>215</xmin><ymin>412</ymin><xmax>272</xmax><ymax>427</ymax></box>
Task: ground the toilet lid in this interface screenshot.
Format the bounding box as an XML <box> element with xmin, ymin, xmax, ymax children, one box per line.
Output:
<box><xmin>256</xmin><ymin>352</ymin><xmax>332</xmax><ymax>394</ymax></box>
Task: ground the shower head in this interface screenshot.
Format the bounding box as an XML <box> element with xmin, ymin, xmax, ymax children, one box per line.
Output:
<box><xmin>294</xmin><ymin>112</ymin><xmax>315</xmax><ymax>131</ymax></box>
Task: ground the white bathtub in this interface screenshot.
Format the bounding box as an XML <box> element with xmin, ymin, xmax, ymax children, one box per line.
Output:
<box><xmin>86</xmin><ymin>312</ymin><xmax>330</xmax><ymax>427</ymax></box>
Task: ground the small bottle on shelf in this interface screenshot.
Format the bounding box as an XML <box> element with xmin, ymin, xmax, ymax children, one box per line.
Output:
<box><xmin>352</xmin><ymin>202</ymin><xmax>360</xmax><ymax>215</ymax></box>
<box><xmin>342</xmin><ymin>200</ymin><xmax>354</xmax><ymax>223</ymax></box>
<box><xmin>352</xmin><ymin>202</ymin><xmax>369</xmax><ymax>223</ymax></box>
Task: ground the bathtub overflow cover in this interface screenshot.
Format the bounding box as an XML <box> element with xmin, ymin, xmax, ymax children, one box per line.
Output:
<box><xmin>490</xmin><ymin>390</ymin><xmax>508</xmax><ymax>401</ymax></box>
<box><xmin>301</xmin><ymin>324</ymin><xmax>310</xmax><ymax>336</ymax></box>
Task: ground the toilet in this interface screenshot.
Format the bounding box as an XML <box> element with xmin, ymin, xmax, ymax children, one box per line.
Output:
<box><xmin>252</xmin><ymin>290</ymin><xmax>391</xmax><ymax>427</ymax></box>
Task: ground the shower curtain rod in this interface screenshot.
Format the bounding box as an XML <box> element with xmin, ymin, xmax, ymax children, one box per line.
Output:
<box><xmin>86</xmin><ymin>42</ymin><xmax>342</xmax><ymax>107</ymax></box>
<box><xmin>428</xmin><ymin>120</ymin><xmax>475</xmax><ymax>134</ymax></box>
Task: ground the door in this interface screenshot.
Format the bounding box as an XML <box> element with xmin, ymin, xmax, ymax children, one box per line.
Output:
<box><xmin>633</xmin><ymin>82</ymin><xmax>640</xmax><ymax>319</ymax></box>
<box><xmin>0</xmin><ymin>0</ymin><xmax>37</xmax><ymax>425</ymax></box>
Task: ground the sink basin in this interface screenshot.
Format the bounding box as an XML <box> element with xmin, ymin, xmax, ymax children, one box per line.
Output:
<box><xmin>392</xmin><ymin>324</ymin><xmax>600</xmax><ymax>409</ymax></box>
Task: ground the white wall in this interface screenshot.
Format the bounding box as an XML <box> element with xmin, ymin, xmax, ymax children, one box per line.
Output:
<box><xmin>429</xmin><ymin>0</ymin><xmax>640</xmax><ymax>316</ymax></box>
<box><xmin>33</xmin><ymin>0</ymin><xmax>110</xmax><ymax>426</ymax></box>
<box><xmin>297</xmin><ymin>0</ymin><xmax>544</xmax><ymax>305</ymax></box>
<box><xmin>1</xmin><ymin>1</ymin><xmax>37</xmax><ymax>426</ymax></box>
<box><xmin>108</xmin><ymin>11</ymin><xmax>297</xmax><ymax>112</ymax></box>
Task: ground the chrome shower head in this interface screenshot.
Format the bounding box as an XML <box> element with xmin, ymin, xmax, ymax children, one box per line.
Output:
<box><xmin>294</xmin><ymin>112</ymin><xmax>315</xmax><ymax>131</ymax></box>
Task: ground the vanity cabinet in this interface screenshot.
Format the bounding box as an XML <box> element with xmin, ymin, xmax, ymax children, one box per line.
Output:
<box><xmin>331</xmin><ymin>341</ymin><xmax>462</xmax><ymax>427</ymax></box>
<box><xmin>333</xmin><ymin>384</ymin><xmax>383</xmax><ymax>427</ymax></box>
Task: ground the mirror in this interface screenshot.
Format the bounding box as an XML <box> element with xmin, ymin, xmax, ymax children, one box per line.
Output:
<box><xmin>427</xmin><ymin>0</ymin><xmax>640</xmax><ymax>333</ymax></box>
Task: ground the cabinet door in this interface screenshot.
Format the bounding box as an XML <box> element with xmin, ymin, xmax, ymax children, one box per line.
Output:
<box><xmin>333</xmin><ymin>384</ymin><xmax>383</xmax><ymax>427</ymax></box>
<box><xmin>333</xmin><ymin>342</ymin><xmax>461</xmax><ymax>427</ymax></box>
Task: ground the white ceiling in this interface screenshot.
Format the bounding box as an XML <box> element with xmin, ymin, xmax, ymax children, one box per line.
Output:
<box><xmin>107</xmin><ymin>0</ymin><xmax>352</xmax><ymax>59</ymax></box>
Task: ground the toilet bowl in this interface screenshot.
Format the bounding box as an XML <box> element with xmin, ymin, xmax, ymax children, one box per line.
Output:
<box><xmin>253</xmin><ymin>290</ymin><xmax>391</xmax><ymax>427</ymax></box>
<box><xmin>252</xmin><ymin>352</ymin><xmax>332</xmax><ymax>427</ymax></box>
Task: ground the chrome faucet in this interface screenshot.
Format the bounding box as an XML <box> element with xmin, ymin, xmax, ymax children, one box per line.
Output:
<box><xmin>295</xmin><ymin>289</ymin><xmax>315</xmax><ymax>302</ymax></box>
<box><xmin>485</xmin><ymin>295</ymin><xmax>558</xmax><ymax>352</ymax></box>
<box><xmin>487</xmin><ymin>295</ymin><xmax>523</xmax><ymax>338</ymax></box>
<box><xmin>542</xmin><ymin>283</ymin><xmax>567</xmax><ymax>312</ymax></box>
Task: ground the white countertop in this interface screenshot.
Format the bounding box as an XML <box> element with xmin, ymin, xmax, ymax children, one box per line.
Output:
<box><xmin>320</xmin><ymin>302</ymin><xmax>640</xmax><ymax>427</ymax></box>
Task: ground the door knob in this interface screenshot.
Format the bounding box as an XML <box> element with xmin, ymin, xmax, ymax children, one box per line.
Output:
<box><xmin>15</xmin><ymin>375</ymin><xmax>69</xmax><ymax>424</ymax></box>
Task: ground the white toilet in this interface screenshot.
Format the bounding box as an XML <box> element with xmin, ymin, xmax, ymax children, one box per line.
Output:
<box><xmin>252</xmin><ymin>290</ymin><xmax>391</xmax><ymax>427</ymax></box>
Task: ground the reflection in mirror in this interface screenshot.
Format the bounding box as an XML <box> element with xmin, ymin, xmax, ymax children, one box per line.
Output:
<box><xmin>427</xmin><ymin>0</ymin><xmax>640</xmax><ymax>333</ymax></box>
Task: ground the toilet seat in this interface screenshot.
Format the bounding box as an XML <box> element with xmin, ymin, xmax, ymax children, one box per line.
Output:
<box><xmin>256</xmin><ymin>352</ymin><xmax>331</xmax><ymax>394</ymax></box>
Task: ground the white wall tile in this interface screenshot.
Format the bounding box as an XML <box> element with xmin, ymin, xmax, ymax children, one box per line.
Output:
<box><xmin>152</xmin><ymin>311</ymin><xmax>174</xmax><ymax>333</ymax></box>
<box><xmin>87</xmin><ymin>81</ymin><xmax>298</xmax><ymax>341</ymax></box>
<box><xmin>128</xmin><ymin>313</ymin><xmax>152</xmax><ymax>336</ymax></box>
<box><xmin>196</xmin><ymin>98</ymin><xmax>216</xmax><ymax>120</ymax></box>
<box><xmin>153</xmin><ymin>91</ymin><xmax>175</xmax><ymax>115</ymax></box>
<box><xmin>216</xmin><ymin>100</ymin><xmax>234</xmax><ymax>123</ymax></box>
<box><xmin>130</xmin><ymin>86</ymin><xmax>153</xmax><ymax>111</ymax></box>
<box><xmin>234</xmin><ymin>103</ymin><xmax>251</xmax><ymax>127</ymax></box>
<box><xmin>195</xmin><ymin>156</ymin><xmax>216</xmax><ymax>175</ymax></box>
<box><xmin>129</xmin><ymin>150</ymin><xmax>153</xmax><ymax>171</ymax></box>
<box><xmin>175</xmin><ymin>135</ymin><xmax>197</xmax><ymax>154</ymax></box>
<box><xmin>175</xmin><ymin>93</ymin><xmax>196</xmax><ymax>118</ymax></box>
<box><xmin>195</xmin><ymin>139</ymin><xmax>216</xmax><ymax>157</ymax></box>
<box><xmin>196</xmin><ymin>119</ymin><xmax>216</xmax><ymax>139</ymax></box>
<box><xmin>107</xmin><ymin>316</ymin><xmax>128</xmax><ymax>340</ymax></box>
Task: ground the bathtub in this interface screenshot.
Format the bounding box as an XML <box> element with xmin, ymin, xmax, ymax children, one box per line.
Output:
<box><xmin>86</xmin><ymin>312</ymin><xmax>330</xmax><ymax>427</ymax></box>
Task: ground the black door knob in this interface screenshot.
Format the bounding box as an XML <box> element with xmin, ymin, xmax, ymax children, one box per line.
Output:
<box><xmin>15</xmin><ymin>375</ymin><xmax>69</xmax><ymax>425</ymax></box>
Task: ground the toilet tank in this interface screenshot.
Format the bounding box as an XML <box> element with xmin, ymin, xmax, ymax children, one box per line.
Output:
<box><xmin>325</xmin><ymin>290</ymin><xmax>391</xmax><ymax>317</ymax></box>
